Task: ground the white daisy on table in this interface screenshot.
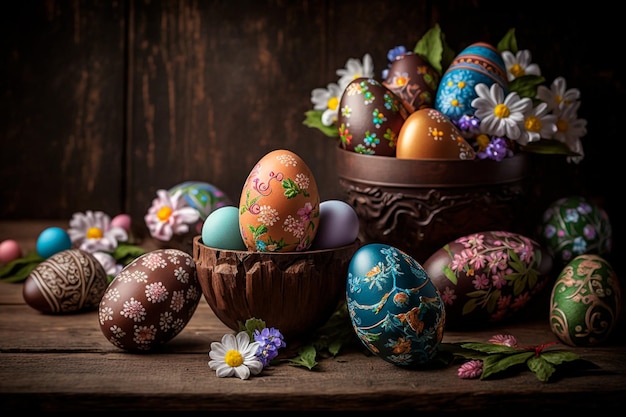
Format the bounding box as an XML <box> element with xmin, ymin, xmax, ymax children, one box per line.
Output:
<box><xmin>144</xmin><ymin>189</ymin><xmax>200</xmax><ymax>242</ymax></box>
<box><xmin>310</xmin><ymin>82</ymin><xmax>344</xmax><ymax>126</ymax></box>
<box><xmin>336</xmin><ymin>53</ymin><xmax>374</xmax><ymax>88</ymax></box>
<box><xmin>502</xmin><ymin>49</ymin><xmax>541</xmax><ymax>81</ymax></box>
<box><xmin>536</xmin><ymin>76</ymin><xmax>581</xmax><ymax>112</ymax></box>
<box><xmin>68</xmin><ymin>210</ymin><xmax>128</xmax><ymax>253</ymax></box>
<box><xmin>208</xmin><ymin>331</ymin><xmax>263</xmax><ymax>380</ymax></box>
<box><xmin>472</xmin><ymin>83</ymin><xmax>533</xmax><ymax>140</ymax></box>
<box><xmin>516</xmin><ymin>101</ymin><xmax>558</xmax><ymax>145</ymax></box>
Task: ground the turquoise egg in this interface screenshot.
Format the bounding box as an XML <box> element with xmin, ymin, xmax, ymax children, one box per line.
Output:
<box><xmin>539</xmin><ymin>196</ymin><xmax>612</xmax><ymax>266</ymax></box>
<box><xmin>36</xmin><ymin>227</ymin><xmax>72</xmax><ymax>259</ymax></box>
<box><xmin>434</xmin><ymin>42</ymin><xmax>508</xmax><ymax>124</ymax></box>
<box><xmin>168</xmin><ymin>181</ymin><xmax>232</xmax><ymax>221</ymax></box>
<box><xmin>346</xmin><ymin>243</ymin><xmax>445</xmax><ymax>367</ymax></box>
<box><xmin>550</xmin><ymin>254</ymin><xmax>621</xmax><ymax>347</ymax></box>
<box><xmin>201</xmin><ymin>206</ymin><xmax>246</xmax><ymax>251</ymax></box>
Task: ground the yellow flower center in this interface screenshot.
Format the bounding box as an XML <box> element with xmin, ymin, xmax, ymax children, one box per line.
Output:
<box><xmin>494</xmin><ymin>104</ymin><xmax>510</xmax><ymax>119</ymax></box>
<box><xmin>476</xmin><ymin>134</ymin><xmax>490</xmax><ymax>151</ymax></box>
<box><xmin>86</xmin><ymin>227</ymin><xmax>103</xmax><ymax>239</ymax></box>
<box><xmin>395</xmin><ymin>76</ymin><xmax>408</xmax><ymax>87</ymax></box>
<box><xmin>556</xmin><ymin>119</ymin><xmax>569</xmax><ymax>132</ymax></box>
<box><xmin>327</xmin><ymin>96</ymin><xmax>339</xmax><ymax>111</ymax></box>
<box><xmin>451</xmin><ymin>99</ymin><xmax>459</xmax><ymax>107</ymax></box>
<box><xmin>157</xmin><ymin>206</ymin><xmax>173</xmax><ymax>222</ymax></box>
<box><xmin>510</xmin><ymin>63</ymin><xmax>525</xmax><ymax>78</ymax></box>
<box><xmin>555</xmin><ymin>95</ymin><xmax>563</xmax><ymax>105</ymax></box>
<box><xmin>525</xmin><ymin>116</ymin><xmax>542</xmax><ymax>132</ymax></box>
<box><xmin>457</xmin><ymin>81</ymin><xmax>466</xmax><ymax>89</ymax></box>
<box><xmin>432</xmin><ymin>129</ymin><xmax>444</xmax><ymax>139</ymax></box>
<box><xmin>224</xmin><ymin>349</ymin><xmax>244</xmax><ymax>367</ymax></box>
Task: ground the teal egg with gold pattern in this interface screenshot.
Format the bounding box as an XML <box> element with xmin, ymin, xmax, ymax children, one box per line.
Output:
<box><xmin>346</xmin><ymin>243</ymin><xmax>445</xmax><ymax>368</ymax></box>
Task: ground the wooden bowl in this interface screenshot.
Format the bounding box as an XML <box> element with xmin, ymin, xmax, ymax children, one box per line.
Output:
<box><xmin>192</xmin><ymin>235</ymin><xmax>360</xmax><ymax>343</ymax></box>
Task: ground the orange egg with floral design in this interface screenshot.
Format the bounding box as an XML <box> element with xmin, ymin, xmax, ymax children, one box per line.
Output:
<box><xmin>239</xmin><ymin>149</ymin><xmax>320</xmax><ymax>252</ymax></box>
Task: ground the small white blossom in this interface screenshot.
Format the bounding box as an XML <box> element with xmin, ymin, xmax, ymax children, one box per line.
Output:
<box><xmin>336</xmin><ymin>53</ymin><xmax>374</xmax><ymax>89</ymax></box>
<box><xmin>552</xmin><ymin>100</ymin><xmax>587</xmax><ymax>163</ymax></box>
<box><xmin>310</xmin><ymin>82</ymin><xmax>344</xmax><ymax>126</ymax></box>
<box><xmin>144</xmin><ymin>189</ymin><xmax>200</xmax><ymax>242</ymax></box>
<box><xmin>517</xmin><ymin>102</ymin><xmax>558</xmax><ymax>145</ymax></box>
<box><xmin>68</xmin><ymin>210</ymin><xmax>128</xmax><ymax>253</ymax></box>
<box><xmin>472</xmin><ymin>83</ymin><xmax>533</xmax><ymax>140</ymax></box>
<box><xmin>536</xmin><ymin>76</ymin><xmax>581</xmax><ymax>113</ymax></box>
<box><xmin>208</xmin><ymin>331</ymin><xmax>263</xmax><ymax>380</ymax></box>
<box><xmin>92</xmin><ymin>251</ymin><xmax>123</xmax><ymax>277</ymax></box>
<box><xmin>502</xmin><ymin>49</ymin><xmax>541</xmax><ymax>81</ymax></box>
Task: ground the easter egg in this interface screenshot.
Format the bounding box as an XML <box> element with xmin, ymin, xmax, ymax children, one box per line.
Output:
<box><xmin>538</xmin><ymin>196</ymin><xmax>612</xmax><ymax>267</ymax></box>
<box><xmin>423</xmin><ymin>230</ymin><xmax>553</xmax><ymax>329</ymax></box>
<box><xmin>550</xmin><ymin>254</ymin><xmax>621</xmax><ymax>347</ymax></box>
<box><xmin>36</xmin><ymin>227</ymin><xmax>72</xmax><ymax>259</ymax></box>
<box><xmin>396</xmin><ymin>108</ymin><xmax>476</xmax><ymax>160</ymax></box>
<box><xmin>98</xmin><ymin>248</ymin><xmax>201</xmax><ymax>352</ymax></box>
<box><xmin>337</xmin><ymin>77</ymin><xmax>409</xmax><ymax>156</ymax></box>
<box><xmin>434</xmin><ymin>42</ymin><xmax>508</xmax><ymax>124</ymax></box>
<box><xmin>201</xmin><ymin>206</ymin><xmax>246</xmax><ymax>250</ymax></box>
<box><xmin>310</xmin><ymin>200</ymin><xmax>360</xmax><ymax>250</ymax></box>
<box><xmin>0</xmin><ymin>239</ymin><xmax>22</xmax><ymax>264</ymax></box>
<box><xmin>23</xmin><ymin>249</ymin><xmax>108</xmax><ymax>314</ymax></box>
<box><xmin>346</xmin><ymin>243</ymin><xmax>446</xmax><ymax>367</ymax></box>
<box><xmin>239</xmin><ymin>149</ymin><xmax>320</xmax><ymax>252</ymax></box>
<box><xmin>168</xmin><ymin>181</ymin><xmax>233</xmax><ymax>222</ymax></box>
<box><xmin>382</xmin><ymin>52</ymin><xmax>440</xmax><ymax>113</ymax></box>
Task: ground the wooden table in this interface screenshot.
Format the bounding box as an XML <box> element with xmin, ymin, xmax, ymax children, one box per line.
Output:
<box><xmin>1</xmin><ymin>221</ymin><xmax>625</xmax><ymax>413</ymax></box>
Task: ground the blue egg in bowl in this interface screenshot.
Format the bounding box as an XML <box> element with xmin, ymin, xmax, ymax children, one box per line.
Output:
<box><xmin>346</xmin><ymin>243</ymin><xmax>446</xmax><ymax>367</ymax></box>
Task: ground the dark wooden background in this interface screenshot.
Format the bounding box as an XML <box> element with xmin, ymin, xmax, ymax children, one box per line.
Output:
<box><xmin>1</xmin><ymin>0</ymin><xmax>622</xmax><ymax>269</ymax></box>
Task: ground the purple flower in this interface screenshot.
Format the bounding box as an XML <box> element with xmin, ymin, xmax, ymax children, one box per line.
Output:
<box><xmin>476</xmin><ymin>137</ymin><xmax>514</xmax><ymax>161</ymax></box>
<box><xmin>253</xmin><ymin>327</ymin><xmax>286</xmax><ymax>367</ymax></box>
<box><xmin>382</xmin><ymin>45</ymin><xmax>407</xmax><ymax>79</ymax></box>
<box><xmin>455</xmin><ymin>115</ymin><xmax>481</xmax><ymax>135</ymax></box>
<box><xmin>489</xmin><ymin>334</ymin><xmax>519</xmax><ymax>347</ymax></box>
<box><xmin>458</xmin><ymin>360</ymin><xmax>483</xmax><ymax>379</ymax></box>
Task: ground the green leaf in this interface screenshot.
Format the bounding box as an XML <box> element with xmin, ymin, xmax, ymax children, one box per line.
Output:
<box><xmin>413</xmin><ymin>23</ymin><xmax>454</xmax><ymax>75</ymax></box>
<box><xmin>481</xmin><ymin>351</ymin><xmax>534</xmax><ymax>379</ymax></box>
<box><xmin>112</xmin><ymin>243</ymin><xmax>146</xmax><ymax>266</ymax></box>
<box><xmin>527</xmin><ymin>355</ymin><xmax>556</xmax><ymax>382</ymax></box>
<box><xmin>497</xmin><ymin>28</ymin><xmax>518</xmax><ymax>53</ymax></box>
<box><xmin>442</xmin><ymin>265</ymin><xmax>457</xmax><ymax>285</ymax></box>
<box><xmin>540</xmin><ymin>350</ymin><xmax>582</xmax><ymax>365</ymax></box>
<box><xmin>303</xmin><ymin>110</ymin><xmax>339</xmax><ymax>137</ymax></box>
<box><xmin>0</xmin><ymin>250</ymin><xmax>44</xmax><ymax>283</ymax></box>
<box><xmin>288</xmin><ymin>344</ymin><xmax>318</xmax><ymax>370</ymax></box>
<box><xmin>520</xmin><ymin>139</ymin><xmax>579</xmax><ymax>156</ymax></box>
<box><xmin>509</xmin><ymin>74</ymin><xmax>546</xmax><ymax>98</ymax></box>
<box><xmin>460</xmin><ymin>342</ymin><xmax>519</xmax><ymax>354</ymax></box>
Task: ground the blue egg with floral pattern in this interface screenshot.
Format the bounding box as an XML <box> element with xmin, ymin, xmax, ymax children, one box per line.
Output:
<box><xmin>346</xmin><ymin>243</ymin><xmax>446</xmax><ymax>368</ymax></box>
<box><xmin>434</xmin><ymin>42</ymin><xmax>508</xmax><ymax>124</ymax></box>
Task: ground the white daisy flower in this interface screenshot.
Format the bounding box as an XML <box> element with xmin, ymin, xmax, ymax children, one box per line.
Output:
<box><xmin>516</xmin><ymin>102</ymin><xmax>558</xmax><ymax>145</ymax></box>
<box><xmin>472</xmin><ymin>83</ymin><xmax>533</xmax><ymax>140</ymax></box>
<box><xmin>208</xmin><ymin>331</ymin><xmax>263</xmax><ymax>380</ymax></box>
<box><xmin>68</xmin><ymin>210</ymin><xmax>128</xmax><ymax>253</ymax></box>
<box><xmin>502</xmin><ymin>49</ymin><xmax>541</xmax><ymax>81</ymax></box>
<box><xmin>144</xmin><ymin>189</ymin><xmax>200</xmax><ymax>242</ymax></box>
<box><xmin>553</xmin><ymin>100</ymin><xmax>587</xmax><ymax>163</ymax></box>
<box><xmin>536</xmin><ymin>76</ymin><xmax>581</xmax><ymax>113</ymax></box>
<box><xmin>310</xmin><ymin>82</ymin><xmax>344</xmax><ymax>126</ymax></box>
<box><xmin>336</xmin><ymin>53</ymin><xmax>374</xmax><ymax>88</ymax></box>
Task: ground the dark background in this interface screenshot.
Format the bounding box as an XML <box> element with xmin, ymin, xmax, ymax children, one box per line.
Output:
<box><xmin>1</xmin><ymin>0</ymin><xmax>622</xmax><ymax>274</ymax></box>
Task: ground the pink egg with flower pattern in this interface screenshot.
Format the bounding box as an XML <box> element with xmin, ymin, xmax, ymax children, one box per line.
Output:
<box><xmin>423</xmin><ymin>230</ymin><xmax>552</xmax><ymax>329</ymax></box>
<box><xmin>239</xmin><ymin>149</ymin><xmax>320</xmax><ymax>252</ymax></box>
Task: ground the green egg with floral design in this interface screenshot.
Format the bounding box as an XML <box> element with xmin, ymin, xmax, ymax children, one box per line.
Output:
<box><xmin>549</xmin><ymin>254</ymin><xmax>621</xmax><ymax>347</ymax></box>
<box><xmin>538</xmin><ymin>196</ymin><xmax>612</xmax><ymax>267</ymax></box>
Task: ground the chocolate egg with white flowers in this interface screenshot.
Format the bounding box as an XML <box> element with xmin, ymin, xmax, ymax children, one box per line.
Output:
<box><xmin>98</xmin><ymin>248</ymin><xmax>201</xmax><ymax>352</ymax></box>
<box><xmin>23</xmin><ymin>248</ymin><xmax>108</xmax><ymax>314</ymax></box>
<box><xmin>346</xmin><ymin>243</ymin><xmax>446</xmax><ymax>367</ymax></box>
<box><xmin>423</xmin><ymin>230</ymin><xmax>552</xmax><ymax>329</ymax></box>
<box><xmin>337</xmin><ymin>77</ymin><xmax>408</xmax><ymax>156</ymax></box>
